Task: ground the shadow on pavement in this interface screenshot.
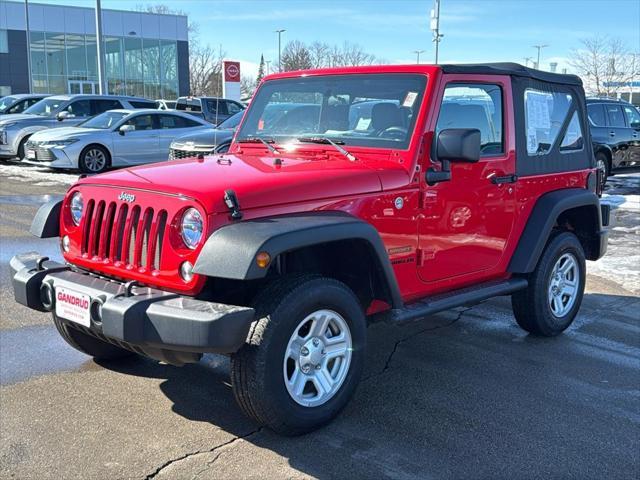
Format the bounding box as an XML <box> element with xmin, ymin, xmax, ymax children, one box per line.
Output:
<box><xmin>96</xmin><ymin>291</ymin><xmax>639</xmax><ymax>479</ymax></box>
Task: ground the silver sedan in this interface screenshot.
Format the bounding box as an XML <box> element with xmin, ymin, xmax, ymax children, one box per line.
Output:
<box><xmin>23</xmin><ymin>109</ymin><xmax>211</xmax><ymax>174</ymax></box>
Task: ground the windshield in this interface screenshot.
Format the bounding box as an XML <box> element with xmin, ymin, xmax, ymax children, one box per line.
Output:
<box><xmin>24</xmin><ymin>98</ymin><xmax>66</xmax><ymax>116</ymax></box>
<box><xmin>237</xmin><ymin>74</ymin><xmax>427</xmax><ymax>149</ymax></box>
<box><xmin>0</xmin><ymin>96</ymin><xmax>18</xmax><ymax>113</ymax></box>
<box><xmin>217</xmin><ymin>110</ymin><xmax>243</xmax><ymax>130</ymax></box>
<box><xmin>78</xmin><ymin>111</ymin><xmax>128</xmax><ymax>129</ymax></box>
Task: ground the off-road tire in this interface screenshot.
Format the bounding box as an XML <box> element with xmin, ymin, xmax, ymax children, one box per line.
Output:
<box><xmin>230</xmin><ymin>275</ymin><xmax>366</xmax><ymax>435</ymax></box>
<box><xmin>511</xmin><ymin>232</ymin><xmax>586</xmax><ymax>336</ymax></box>
<box><xmin>53</xmin><ymin>314</ymin><xmax>134</xmax><ymax>360</ymax></box>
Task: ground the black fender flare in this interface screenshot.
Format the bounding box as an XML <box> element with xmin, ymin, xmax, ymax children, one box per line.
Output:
<box><xmin>193</xmin><ymin>212</ymin><xmax>403</xmax><ymax>308</ymax></box>
<box><xmin>30</xmin><ymin>199</ymin><xmax>62</xmax><ymax>238</ymax></box>
<box><xmin>508</xmin><ymin>188</ymin><xmax>605</xmax><ymax>273</ymax></box>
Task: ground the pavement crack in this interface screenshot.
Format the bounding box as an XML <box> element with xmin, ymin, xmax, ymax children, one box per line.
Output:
<box><xmin>144</xmin><ymin>427</ymin><xmax>264</xmax><ymax>479</ymax></box>
<box><xmin>364</xmin><ymin>306</ymin><xmax>473</xmax><ymax>382</ymax></box>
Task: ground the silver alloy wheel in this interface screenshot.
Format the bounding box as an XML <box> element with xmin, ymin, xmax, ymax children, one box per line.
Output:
<box><xmin>83</xmin><ymin>148</ymin><xmax>106</xmax><ymax>172</ymax></box>
<box><xmin>283</xmin><ymin>309</ymin><xmax>353</xmax><ymax>408</ymax></box>
<box><xmin>548</xmin><ymin>252</ymin><xmax>579</xmax><ymax>318</ymax></box>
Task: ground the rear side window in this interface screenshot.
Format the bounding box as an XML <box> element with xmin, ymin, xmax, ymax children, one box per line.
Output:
<box><xmin>436</xmin><ymin>83</ymin><xmax>503</xmax><ymax>156</ymax></box>
<box><xmin>227</xmin><ymin>101</ymin><xmax>243</xmax><ymax>115</ymax></box>
<box><xmin>605</xmin><ymin>104</ymin><xmax>626</xmax><ymax>127</ymax></box>
<box><xmin>129</xmin><ymin>100</ymin><xmax>157</xmax><ymax>109</ymax></box>
<box><xmin>587</xmin><ymin>103</ymin><xmax>606</xmax><ymax>126</ymax></box>
<box><xmin>124</xmin><ymin>114</ymin><xmax>154</xmax><ymax>130</ymax></box>
<box><xmin>92</xmin><ymin>99</ymin><xmax>122</xmax><ymax>114</ymax></box>
<box><xmin>524</xmin><ymin>89</ymin><xmax>573</xmax><ymax>155</ymax></box>
<box><xmin>65</xmin><ymin>100</ymin><xmax>91</xmax><ymax>117</ymax></box>
<box><xmin>623</xmin><ymin>105</ymin><xmax>640</xmax><ymax>128</ymax></box>
<box><xmin>157</xmin><ymin>114</ymin><xmax>202</xmax><ymax>128</ymax></box>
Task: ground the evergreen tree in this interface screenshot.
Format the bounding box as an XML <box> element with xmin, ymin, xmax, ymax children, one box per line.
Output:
<box><xmin>256</xmin><ymin>54</ymin><xmax>266</xmax><ymax>84</ymax></box>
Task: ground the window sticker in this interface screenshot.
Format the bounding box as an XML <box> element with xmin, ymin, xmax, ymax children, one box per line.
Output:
<box><xmin>525</xmin><ymin>91</ymin><xmax>551</xmax><ymax>130</ymax></box>
<box><xmin>356</xmin><ymin>117</ymin><xmax>371</xmax><ymax>130</ymax></box>
<box><xmin>403</xmin><ymin>91</ymin><xmax>418</xmax><ymax>108</ymax></box>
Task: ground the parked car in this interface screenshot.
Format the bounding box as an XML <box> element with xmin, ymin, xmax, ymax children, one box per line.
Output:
<box><xmin>24</xmin><ymin>109</ymin><xmax>210</xmax><ymax>173</ymax></box>
<box><xmin>169</xmin><ymin>110</ymin><xmax>243</xmax><ymax>159</ymax></box>
<box><xmin>586</xmin><ymin>97</ymin><xmax>640</xmax><ymax>186</ymax></box>
<box><xmin>11</xmin><ymin>63</ymin><xmax>609</xmax><ymax>436</ymax></box>
<box><xmin>0</xmin><ymin>95</ymin><xmax>158</xmax><ymax>160</ymax></box>
<box><xmin>0</xmin><ymin>94</ymin><xmax>50</xmax><ymax>115</ymax></box>
<box><xmin>175</xmin><ymin>96</ymin><xmax>245</xmax><ymax>125</ymax></box>
<box><xmin>156</xmin><ymin>99</ymin><xmax>177</xmax><ymax>110</ymax></box>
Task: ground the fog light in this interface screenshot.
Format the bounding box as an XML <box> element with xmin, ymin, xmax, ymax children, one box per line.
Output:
<box><xmin>62</xmin><ymin>235</ymin><xmax>70</xmax><ymax>252</ymax></box>
<box><xmin>256</xmin><ymin>252</ymin><xmax>271</xmax><ymax>269</ymax></box>
<box><xmin>180</xmin><ymin>261</ymin><xmax>194</xmax><ymax>282</ymax></box>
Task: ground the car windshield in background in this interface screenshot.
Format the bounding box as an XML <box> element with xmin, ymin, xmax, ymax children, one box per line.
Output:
<box><xmin>237</xmin><ymin>74</ymin><xmax>427</xmax><ymax>149</ymax></box>
<box><xmin>24</xmin><ymin>98</ymin><xmax>65</xmax><ymax>116</ymax></box>
<box><xmin>0</xmin><ymin>96</ymin><xmax>18</xmax><ymax>113</ymax></box>
<box><xmin>217</xmin><ymin>110</ymin><xmax>244</xmax><ymax>130</ymax></box>
<box><xmin>79</xmin><ymin>111</ymin><xmax>128</xmax><ymax>129</ymax></box>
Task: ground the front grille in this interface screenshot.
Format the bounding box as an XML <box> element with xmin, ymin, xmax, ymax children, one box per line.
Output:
<box><xmin>169</xmin><ymin>147</ymin><xmax>212</xmax><ymax>160</ymax></box>
<box><xmin>25</xmin><ymin>141</ymin><xmax>55</xmax><ymax>162</ymax></box>
<box><xmin>81</xmin><ymin>199</ymin><xmax>168</xmax><ymax>271</ymax></box>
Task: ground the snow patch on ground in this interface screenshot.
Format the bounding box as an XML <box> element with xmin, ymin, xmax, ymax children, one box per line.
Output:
<box><xmin>0</xmin><ymin>163</ymin><xmax>79</xmax><ymax>186</ymax></box>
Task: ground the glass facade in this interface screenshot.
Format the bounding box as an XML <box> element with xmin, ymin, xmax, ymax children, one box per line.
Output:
<box><xmin>28</xmin><ymin>32</ymin><xmax>179</xmax><ymax>99</ymax></box>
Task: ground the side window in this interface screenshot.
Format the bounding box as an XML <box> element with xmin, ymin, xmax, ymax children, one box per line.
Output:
<box><xmin>7</xmin><ymin>100</ymin><xmax>27</xmax><ymax>113</ymax></box>
<box><xmin>436</xmin><ymin>83</ymin><xmax>503</xmax><ymax>156</ymax></box>
<box><xmin>587</xmin><ymin>103</ymin><xmax>606</xmax><ymax>126</ymax></box>
<box><xmin>623</xmin><ymin>105</ymin><xmax>640</xmax><ymax>128</ymax></box>
<box><xmin>28</xmin><ymin>98</ymin><xmax>41</xmax><ymax>108</ymax></box>
<box><xmin>227</xmin><ymin>101</ymin><xmax>243</xmax><ymax>115</ymax></box>
<box><xmin>524</xmin><ymin>89</ymin><xmax>572</xmax><ymax>155</ymax></box>
<box><xmin>92</xmin><ymin>99</ymin><xmax>122</xmax><ymax>115</ymax></box>
<box><xmin>124</xmin><ymin>114</ymin><xmax>154</xmax><ymax>131</ymax></box>
<box><xmin>129</xmin><ymin>100</ymin><xmax>157</xmax><ymax>109</ymax></box>
<box><xmin>560</xmin><ymin>111</ymin><xmax>584</xmax><ymax>151</ymax></box>
<box><xmin>65</xmin><ymin>100</ymin><xmax>91</xmax><ymax>117</ymax></box>
<box><xmin>605</xmin><ymin>104</ymin><xmax>626</xmax><ymax>127</ymax></box>
<box><xmin>157</xmin><ymin>114</ymin><xmax>195</xmax><ymax>129</ymax></box>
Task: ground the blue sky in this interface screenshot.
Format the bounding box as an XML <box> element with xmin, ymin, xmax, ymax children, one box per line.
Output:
<box><xmin>36</xmin><ymin>0</ymin><xmax>640</xmax><ymax>78</ymax></box>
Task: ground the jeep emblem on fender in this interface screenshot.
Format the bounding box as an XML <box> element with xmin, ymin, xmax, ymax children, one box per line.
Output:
<box><xmin>118</xmin><ymin>192</ymin><xmax>135</xmax><ymax>203</ymax></box>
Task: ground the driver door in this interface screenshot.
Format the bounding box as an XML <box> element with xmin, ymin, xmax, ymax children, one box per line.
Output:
<box><xmin>417</xmin><ymin>75</ymin><xmax>516</xmax><ymax>286</ymax></box>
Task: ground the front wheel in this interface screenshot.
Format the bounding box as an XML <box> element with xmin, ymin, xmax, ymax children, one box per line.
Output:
<box><xmin>511</xmin><ymin>232</ymin><xmax>586</xmax><ymax>336</ymax></box>
<box><xmin>230</xmin><ymin>276</ymin><xmax>366</xmax><ymax>435</ymax></box>
<box><xmin>595</xmin><ymin>152</ymin><xmax>610</xmax><ymax>191</ymax></box>
<box><xmin>79</xmin><ymin>145</ymin><xmax>110</xmax><ymax>174</ymax></box>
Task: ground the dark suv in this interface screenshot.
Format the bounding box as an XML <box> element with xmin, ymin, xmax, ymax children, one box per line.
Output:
<box><xmin>586</xmin><ymin>98</ymin><xmax>640</xmax><ymax>185</ymax></box>
<box><xmin>175</xmin><ymin>96</ymin><xmax>245</xmax><ymax>125</ymax></box>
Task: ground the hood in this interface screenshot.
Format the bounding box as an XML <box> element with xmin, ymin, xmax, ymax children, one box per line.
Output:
<box><xmin>30</xmin><ymin>127</ymin><xmax>100</xmax><ymax>141</ymax></box>
<box><xmin>78</xmin><ymin>152</ymin><xmax>399</xmax><ymax>214</ymax></box>
<box><xmin>171</xmin><ymin>128</ymin><xmax>234</xmax><ymax>147</ymax></box>
<box><xmin>0</xmin><ymin>113</ymin><xmax>42</xmax><ymax>125</ymax></box>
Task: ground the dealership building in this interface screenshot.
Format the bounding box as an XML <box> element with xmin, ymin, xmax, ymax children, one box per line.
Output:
<box><xmin>0</xmin><ymin>0</ymin><xmax>189</xmax><ymax>98</ymax></box>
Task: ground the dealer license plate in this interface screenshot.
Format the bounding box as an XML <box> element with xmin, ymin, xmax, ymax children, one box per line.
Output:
<box><xmin>55</xmin><ymin>286</ymin><xmax>91</xmax><ymax>327</ymax></box>
<box><xmin>26</xmin><ymin>149</ymin><xmax>36</xmax><ymax>160</ymax></box>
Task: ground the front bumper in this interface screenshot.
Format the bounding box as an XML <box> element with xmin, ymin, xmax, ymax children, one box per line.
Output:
<box><xmin>11</xmin><ymin>253</ymin><xmax>255</xmax><ymax>365</ymax></box>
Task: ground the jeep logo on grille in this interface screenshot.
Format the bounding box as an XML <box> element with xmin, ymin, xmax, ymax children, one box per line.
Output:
<box><xmin>118</xmin><ymin>192</ymin><xmax>136</xmax><ymax>203</ymax></box>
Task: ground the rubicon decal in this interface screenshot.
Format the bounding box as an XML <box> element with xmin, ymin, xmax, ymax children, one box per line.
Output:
<box><xmin>118</xmin><ymin>192</ymin><xmax>136</xmax><ymax>203</ymax></box>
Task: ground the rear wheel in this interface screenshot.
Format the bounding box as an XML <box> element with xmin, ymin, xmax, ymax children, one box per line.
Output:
<box><xmin>595</xmin><ymin>151</ymin><xmax>610</xmax><ymax>190</ymax></box>
<box><xmin>511</xmin><ymin>232</ymin><xmax>586</xmax><ymax>336</ymax></box>
<box><xmin>53</xmin><ymin>314</ymin><xmax>133</xmax><ymax>360</ymax></box>
<box><xmin>230</xmin><ymin>276</ymin><xmax>366</xmax><ymax>435</ymax></box>
<box><xmin>79</xmin><ymin>145</ymin><xmax>110</xmax><ymax>174</ymax></box>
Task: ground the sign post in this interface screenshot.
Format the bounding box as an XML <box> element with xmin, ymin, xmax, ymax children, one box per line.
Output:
<box><xmin>222</xmin><ymin>61</ymin><xmax>241</xmax><ymax>101</ymax></box>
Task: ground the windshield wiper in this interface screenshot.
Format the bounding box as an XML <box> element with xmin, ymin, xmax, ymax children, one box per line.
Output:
<box><xmin>297</xmin><ymin>136</ymin><xmax>357</xmax><ymax>162</ymax></box>
<box><xmin>237</xmin><ymin>136</ymin><xmax>280</xmax><ymax>154</ymax></box>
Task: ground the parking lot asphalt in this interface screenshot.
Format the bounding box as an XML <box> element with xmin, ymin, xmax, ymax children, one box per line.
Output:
<box><xmin>0</xmin><ymin>164</ymin><xmax>638</xmax><ymax>480</ymax></box>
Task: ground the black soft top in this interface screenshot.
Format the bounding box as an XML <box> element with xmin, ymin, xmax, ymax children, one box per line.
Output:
<box><xmin>440</xmin><ymin>62</ymin><xmax>582</xmax><ymax>86</ymax></box>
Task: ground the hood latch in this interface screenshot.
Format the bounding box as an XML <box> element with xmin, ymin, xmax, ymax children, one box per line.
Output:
<box><xmin>223</xmin><ymin>189</ymin><xmax>243</xmax><ymax>220</ymax></box>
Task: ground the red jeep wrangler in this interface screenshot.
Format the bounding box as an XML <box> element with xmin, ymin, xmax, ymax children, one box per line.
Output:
<box><xmin>12</xmin><ymin>63</ymin><xmax>609</xmax><ymax>435</ymax></box>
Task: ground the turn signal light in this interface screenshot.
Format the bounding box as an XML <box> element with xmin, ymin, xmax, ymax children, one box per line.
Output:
<box><xmin>256</xmin><ymin>252</ymin><xmax>271</xmax><ymax>269</ymax></box>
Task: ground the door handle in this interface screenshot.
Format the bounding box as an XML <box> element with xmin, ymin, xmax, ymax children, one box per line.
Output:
<box><xmin>490</xmin><ymin>174</ymin><xmax>518</xmax><ymax>184</ymax></box>
<box><xmin>609</xmin><ymin>132</ymin><xmax>616</xmax><ymax>137</ymax></box>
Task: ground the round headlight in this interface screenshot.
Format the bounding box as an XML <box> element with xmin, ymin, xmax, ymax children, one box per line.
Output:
<box><xmin>181</xmin><ymin>208</ymin><xmax>203</xmax><ymax>249</ymax></box>
<box><xmin>70</xmin><ymin>192</ymin><xmax>83</xmax><ymax>226</ymax></box>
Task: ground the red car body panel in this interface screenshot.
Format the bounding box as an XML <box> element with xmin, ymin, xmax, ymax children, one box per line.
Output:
<box><xmin>60</xmin><ymin>64</ymin><xmax>593</xmax><ymax>306</ymax></box>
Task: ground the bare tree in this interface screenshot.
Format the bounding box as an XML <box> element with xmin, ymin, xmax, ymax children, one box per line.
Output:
<box><xmin>309</xmin><ymin>41</ymin><xmax>331</xmax><ymax>68</ymax></box>
<box><xmin>570</xmin><ymin>36</ymin><xmax>639</xmax><ymax>97</ymax></box>
<box><xmin>189</xmin><ymin>44</ymin><xmax>225</xmax><ymax>96</ymax></box>
<box><xmin>135</xmin><ymin>3</ymin><xmax>198</xmax><ymax>36</ymax></box>
<box><xmin>241</xmin><ymin>75</ymin><xmax>257</xmax><ymax>98</ymax></box>
<box><xmin>281</xmin><ymin>40</ymin><xmax>313</xmax><ymax>71</ymax></box>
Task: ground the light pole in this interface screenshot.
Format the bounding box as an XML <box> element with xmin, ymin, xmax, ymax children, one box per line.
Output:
<box><xmin>430</xmin><ymin>0</ymin><xmax>443</xmax><ymax>64</ymax></box>
<box><xmin>95</xmin><ymin>0</ymin><xmax>106</xmax><ymax>94</ymax></box>
<box><xmin>413</xmin><ymin>50</ymin><xmax>425</xmax><ymax>64</ymax></box>
<box><xmin>532</xmin><ymin>44</ymin><xmax>548</xmax><ymax>70</ymax></box>
<box><xmin>275</xmin><ymin>29</ymin><xmax>285</xmax><ymax>72</ymax></box>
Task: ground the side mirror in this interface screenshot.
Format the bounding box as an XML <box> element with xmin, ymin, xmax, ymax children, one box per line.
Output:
<box><xmin>425</xmin><ymin>128</ymin><xmax>481</xmax><ymax>185</ymax></box>
<box><xmin>118</xmin><ymin>124</ymin><xmax>135</xmax><ymax>135</ymax></box>
<box><xmin>57</xmin><ymin>111</ymin><xmax>73</xmax><ymax>121</ymax></box>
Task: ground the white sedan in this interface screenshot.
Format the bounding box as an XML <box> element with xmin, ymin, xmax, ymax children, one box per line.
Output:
<box><xmin>23</xmin><ymin>109</ymin><xmax>211</xmax><ymax>173</ymax></box>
